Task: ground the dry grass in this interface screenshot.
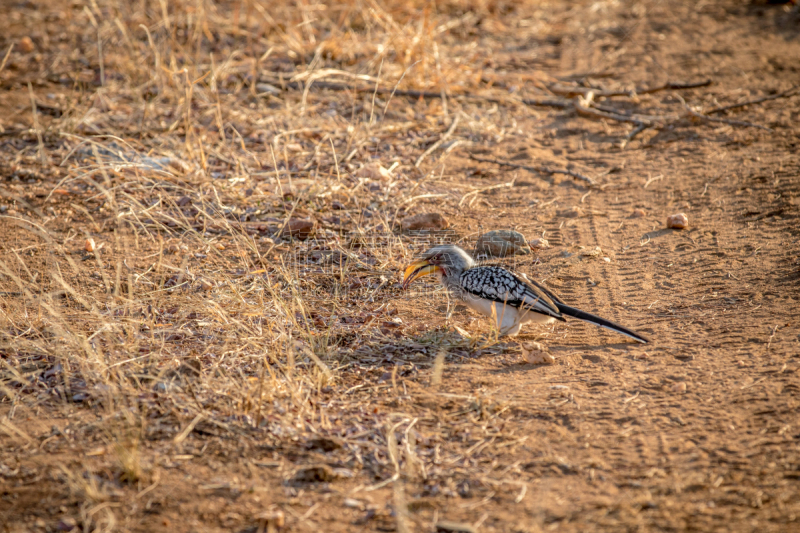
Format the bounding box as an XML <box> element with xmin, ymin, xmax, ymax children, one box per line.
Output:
<box><xmin>0</xmin><ymin>1</ymin><xmax>555</xmax><ymax>528</ymax></box>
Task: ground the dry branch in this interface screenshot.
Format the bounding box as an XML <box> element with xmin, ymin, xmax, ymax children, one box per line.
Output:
<box><xmin>468</xmin><ymin>154</ymin><xmax>595</xmax><ymax>186</ymax></box>
<box><xmin>260</xmin><ymin>74</ymin><xmax>772</xmax><ymax>139</ymax></box>
<box><xmin>261</xmin><ymin>75</ymin><xmax>711</xmax><ymax>111</ymax></box>
<box><xmin>577</xmin><ymin>91</ymin><xmax>772</xmax><ymax>135</ymax></box>
<box><xmin>415</xmin><ymin>114</ymin><xmax>460</xmax><ymax>168</ymax></box>
<box><xmin>620</xmin><ymin>123</ymin><xmax>651</xmax><ymax>149</ymax></box>
<box><xmin>675</xmin><ymin>94</ymin><xmax>773</xmax><ymax>131</ymax></box>
<box><xmin>707</xmin><ymin>86</ymin><xmax>800</xmax><ymax>115</ymax></box>
<box><xmin>548</xmin><ymin>79</ymin><xmax>712</xmax><ymax>98</ymax></box>
<box><xmin>0</xmin><ymin>44</ymin><xmax>13</xmax><ymax>75</ymax></box>
<box><xmin>686</xmin><ymin>108</ymin><xmax>773</xmax><ymax>131</ymax></box>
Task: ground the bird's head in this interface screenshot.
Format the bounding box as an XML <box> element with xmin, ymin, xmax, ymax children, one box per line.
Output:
<box><xmin>402</xmin><ymin>244</ymin><xmax>475</xmax><ymax>290</ymax></box>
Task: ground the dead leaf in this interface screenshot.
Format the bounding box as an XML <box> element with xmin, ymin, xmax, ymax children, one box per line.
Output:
<box><xmin>521</xmin><ymin>342</ymin><xmax>555</xmax><ymax>364</ymax></box>
<box><xmin>401</xmin><ymin>212</ymin><xmax>449</xmax><ymax>231</ymax></box>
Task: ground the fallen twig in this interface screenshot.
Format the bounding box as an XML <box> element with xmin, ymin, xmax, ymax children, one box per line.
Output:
<box><xmin>548</xmin><ymin>79</ymin><xmax>711</xmax><ymax>98</ymax></box>
<box><xmin>260</xmin><ymin>76</ymin><xmax>444</xmax><ymax>100</ymax></box>
<box><xmin>687</xmin><ymin>109</ymin><xmax>773</xmax><ymax>131</ymax></box>
<box><xmin>707</xmin><ymin>86</ymin><xmax>800</xmax><ymax>115</ymax></box>
<box><xmin>520</xmin><ymin>97</ymin><xmax>571</xmax><ymax>108</ymax></box>
<box><xmin>0</xmin><ymin>44</ymin><xmax>14</xmax><ymax>75</ymax></box>
<box><xmin>581</xmin><ymin>91</ymin><xmax>771</xmax><ymax>134</ymax></box>
<box><xmin>620</xmin><ymin>122</ymin><xmax>651</xmax><ymax>149</ymax></box>
<box><xmin>458</xmin><ymin>179</ymin><xmax>516</xmax><ymax>208</ymax></box>
<box><xmin>468</xmin><ymin>154</ymin><xmax>595</xmax><ymax>186</ymax></box>
<box><xmin>575</xmin><ymin>92</ymin><xmax>678</xmax><ymax>126</ymax></box>
<box><xmin>675</xmin><ymin>95</ymin><xmax>772</xmax><ymax>131</ymax></box>
<box><xmin>415</xmin><ymin>114</ymin><xmax>460</xmax><ymax>168</ymax></box>
<box><xmin>261</xmin><ymin>73</ymin><xmax>774</xmax><ymax>136</ymax></box>
<box><xmin>261</xmin><ymin>75</ymin><xmax>576</xmax><ymax>109</ymax></box>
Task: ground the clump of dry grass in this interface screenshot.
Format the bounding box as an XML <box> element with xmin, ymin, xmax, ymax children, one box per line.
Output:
<box><xmin>1</xmin><ymin>1</ymin><xmax>549</xmax><ymax>523</ymax></box>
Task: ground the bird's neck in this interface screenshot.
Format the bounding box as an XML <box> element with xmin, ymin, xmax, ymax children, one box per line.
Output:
<box><xmin>440</xmin><ymin>268</ymin><xmax>463</xmax><ymax>290</ymax></box>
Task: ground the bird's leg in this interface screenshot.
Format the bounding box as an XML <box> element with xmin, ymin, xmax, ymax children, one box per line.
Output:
<box><xmin>497</xmin><ymin>303</ymin><xmax>522</xmax><ymax>337</ymax></box>
<box><xmin>445</xmin><ymin>292</ymin><xmax>453</xmax><ymax>325</ymax></box>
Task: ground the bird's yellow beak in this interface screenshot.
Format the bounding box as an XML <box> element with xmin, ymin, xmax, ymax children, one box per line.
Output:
<box><xmin>402</xmin><ymin>259</ymin><xmax>442</xmax><ymax>290</ymax></box>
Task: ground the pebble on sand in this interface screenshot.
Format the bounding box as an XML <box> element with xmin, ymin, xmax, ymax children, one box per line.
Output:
<box><xmin>475</xmin><ymin>229</ymin><xmax>531</xmax><ymax>258</ymax></box>
<box><xmin>282</xmin><ymin>218</ymin><xmax>316</xmax><ymax>240</ymax></box>
<box><xmin>401</xmin><ymin>212</ymin><xmax>449</xmax><ymax>231</ymax></box>
<box><xmin>667</xmin><ymin>213</ymin><xmax>689</xmax><ymax>229</ymax></box>
<box><xmin>521</xmin><ymin>342</ymin><xmax>555</xmax><ymax>364</ymax></box>
<box><xmin>18</xmin><ymin>37</ymin><xmax>35</xmax><ymax>53</ymax></box>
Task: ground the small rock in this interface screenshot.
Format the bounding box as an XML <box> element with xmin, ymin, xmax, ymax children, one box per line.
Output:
<box><xmin>176</xmin><ymin>195</ymin><xmax>192</xmax><ymax>207</ymax></box>
<box><xmin>304</xmin><ymin>437</ymin><xmax>342</xmax><ymax>452</ymax></box>
<box><xmin>57</xmin><ymin>518</ymin><xmax>77</xmax><ymax>531</ymax></box>
<box><xmin>84</xmin><ymin>238</ymin><xmax>96</xmax><ymax>252</ymax></box>
<box><xmin>177</xmin><ymin>359</ymin><xmax>202</xmax><ymax>377</ymax></box>
<box><xmin>281</xmin><ymin>218</ymin><xmax>315</xmax><ymax>240</ymax></box>
<box><xmin>153</xmin><ymin>380</ymin><xmax>178</xmax><ymax>393</ymax></box>
<box><xmin>666</xmin><ymin>213</ymin><xmax>689</xmax><ymax>229</ymax></box>
<box><xmin>18</xmin><ymin>36</ymin><xmax>35</xmax><ymax>53</ymax></box>
<box><xmin>256</xmin><ymin>83</ymin><xmax>281</xmax><ymax>95</ymax></box>
<box><xmin>631</xmin><ymin>208</ymin><xmax>647</xmax><ymax>218</ymax></box>
<box><xmin>671</xmin><ymin>382</ymin><xmax>687</xmax><ymax>393</ymax></box>
<box><xmin>255</xmin><ymin>509</ymin><xmax>285</xmax><ymax>529</ymax></box>
<box><xmin>559</xmin><ymin>206</ymin><xmax>583</xmax><ymax>218</ymax></box>
<box><xmin>292</xmin><ymin>464</ymin><xmax>336</xmax><ymax>483</ymax></box>
<box><xmin>166</xmin><ymin>243</ymin><xmax>189</xmax><ymax>254</ymax></box>
<box><xmin>333</xmin><ymin>467</ymin><xmax>355</xmax><ymax>478</ymax></box>
<box><xmin>345</xmin><ymin>230</ymin><xmax>370</xmax><ymax>249</ymax></box>
<box><xmin>139</xmin><ymin>155</ymin><xmax>189</xmax><ymax>174</ymax></box>
<box><xmin>401</xmin><ymin>212</ymin><xmax>449</xmax><ymax>232</ymax></box>
<box><xmin>198</xmin><ymin>279</ymin><xmax>214</xmax><ymax>291</ymax></box>
<box><xmin>356</xmin><ymin>163</ymin><xmax>392</xmax><ymax>181</ymax></box>
<box><xmin>475</xmin><ymin>229</ymin><xmax>531</xmax><ymax>258</ymax></box>
<box><xmin>529</xmin><ymin>237</ymin><xmax>550</xmax><ymax>249</ymax></box>
<box><xmin>343</xmin><ymin>498</ymin><xmax>363</xmax><ymax>509</ymax></box>
<box><xmin>580</xmin><ymin>246</ymin><xmax>602</xmax><ymax>257</ymax></box>
<box><xmin>521</xmin><ymin>342</ymin><xmax>555</xmax><ymax>364</ymax></box>
<box><xmin>436</xmin><ymin>521</ymin><xmax>477</xmax><ymax>533</ymax></box>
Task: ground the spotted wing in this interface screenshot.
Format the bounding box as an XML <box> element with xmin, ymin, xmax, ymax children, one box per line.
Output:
<box><xmin>518</xmin><ymin>272</ymin><xmax>566</xmax><ymax>305</ymax></box>
<box><xmin>458</xmin><ymin>266</ymin><xmax>563</xmax><ymax>320</ymax></box>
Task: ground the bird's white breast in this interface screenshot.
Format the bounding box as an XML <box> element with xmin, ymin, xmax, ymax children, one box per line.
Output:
<box><xmin>463</xmin><ymin>293</ymin><xmax>554</xmax><ymax>328</ymax></box>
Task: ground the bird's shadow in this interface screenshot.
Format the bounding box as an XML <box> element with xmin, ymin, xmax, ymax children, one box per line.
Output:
<box><xmin>361</xmin><ymin>328</ymin><xmax>647</xmax><ymax>375</ymax></box>
<box><xmin>640</xmin><ymin>228</ymin><xmax>674</xmax><ymax>242</ymax></box>
<box><xmin>489</xmin><ymin>343</ymin><xmax>641</xmax><ymax>375</ymax></box>
<box><xmin>548</xmin><ymin>342</ymin><xmax>637</xmax><ymax>352</ymax></box>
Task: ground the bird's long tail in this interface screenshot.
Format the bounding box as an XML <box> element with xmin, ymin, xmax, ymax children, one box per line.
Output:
<box><xmin>556</xmin><ymin>304</ymin><xmax>649</xmax><ymax>344</ymax></box>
